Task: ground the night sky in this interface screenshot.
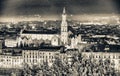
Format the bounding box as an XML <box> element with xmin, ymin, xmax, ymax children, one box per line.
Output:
<box><xmin>0</xmin><ymin>0</ymin><xmax>120</xmax><ymax>17</ymax></box>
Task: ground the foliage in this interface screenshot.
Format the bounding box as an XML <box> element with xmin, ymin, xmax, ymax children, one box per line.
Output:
<box><xmin>22</xmin><ymin>54</ymin><xmax>117</xmax><ymax>76</ymax></box>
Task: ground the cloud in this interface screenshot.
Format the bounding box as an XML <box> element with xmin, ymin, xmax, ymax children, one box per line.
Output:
<box><xmin>0</xmin><ymin>0</ymin><xmax>120</xmax><ymax>17</ymax></box>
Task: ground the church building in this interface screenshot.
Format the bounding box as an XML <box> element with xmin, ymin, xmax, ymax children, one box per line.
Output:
<box><xmin>18</xmin><ymin>7</ymin><xmax>68</xmax><ymax>47</ymax></box>
<box><xmin>4</xmin><ymin>7</ymin><xmax>82</xmax><ymax>49</ymax></box>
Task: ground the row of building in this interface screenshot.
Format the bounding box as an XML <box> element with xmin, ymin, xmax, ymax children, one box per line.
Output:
<box><xmin>0</xmin><ymin>46</ymin><xmax>120</xmax><ymax>72</ymax></box>
<box><xmin>0</xmin><ymin>46</ymin><xmax>78</xmax><ymax>68</ymax></box>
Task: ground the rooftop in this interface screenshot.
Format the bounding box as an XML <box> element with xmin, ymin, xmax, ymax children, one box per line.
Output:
<box><xmin>2</xmin><ymin>45</ymin><xmax>64</xmax><ymax>51</ymax></box>
<box><xmin>85</xmin><ymin>44</ymin><xmax>120</xmax><ymax>53</ymax></box>
<box><xmin>22</xmin><ymin>30</ymin><xmax>59</xmax><ymax>34</ymax></box>
<box><xmin>22</xmin><ymin>46</ymin><xmax>63</xmax><ymax>51</ymax></box>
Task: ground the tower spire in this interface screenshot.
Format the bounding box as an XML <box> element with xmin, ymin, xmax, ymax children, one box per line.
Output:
<box><xmin>63</xmin><ymin>7</ymin><xmax>66</xmax><ymax>14</ymax></box>
<box><xmin>61</xmin><ymin>7</ymin><xmax>68</xmax><ymax>45</ymax></box>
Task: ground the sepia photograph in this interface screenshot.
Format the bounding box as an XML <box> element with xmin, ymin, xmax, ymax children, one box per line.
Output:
<box><xmin>0</xmin><ymin>0</ymin><xmax>120</xmax><ymax>76</ymax></box>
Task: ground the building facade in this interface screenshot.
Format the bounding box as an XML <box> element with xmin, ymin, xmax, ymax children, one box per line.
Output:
<box><xmin>0</xmin><ymin>55</ymin><xmax>23</xmax><ymax>68</ymax></box>
<box><xmin>22</xmin><ymin>46</ymin><xmax>62</xmax><ymax>66</ymax></box>
<box><xmin>0</xmin><ymin>46</ymin><xmax>73</xmax><ymax>68</ymax></box>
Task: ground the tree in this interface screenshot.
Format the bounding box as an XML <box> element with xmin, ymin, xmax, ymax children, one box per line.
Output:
<box><xmin>22</xmin><ymin>63</ymin><xmax>32</xmax><ymax>76</ymax></box>
<box><xmin>21</xmin><ymin>53</ymin><xmax>117</xmax><ymax>76</ymax></box>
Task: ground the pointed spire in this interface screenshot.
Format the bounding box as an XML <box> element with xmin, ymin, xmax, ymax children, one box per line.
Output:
<box><xmin>63</xmin><ymin>7</ymin><xmax>66</xmax><ymax>14</ymax></box>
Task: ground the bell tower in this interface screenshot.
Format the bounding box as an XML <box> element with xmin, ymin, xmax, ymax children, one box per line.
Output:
<box><xmin>61</xmin><ymin>7</ymin><xmax>68</xmax><ymax>45</ymax></box>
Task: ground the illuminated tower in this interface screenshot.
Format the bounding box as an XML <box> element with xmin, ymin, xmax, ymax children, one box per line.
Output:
<box><xmin>61</xmin><ymin>7</ymin><xmax>68</xmax><ymax>45</ymax></box>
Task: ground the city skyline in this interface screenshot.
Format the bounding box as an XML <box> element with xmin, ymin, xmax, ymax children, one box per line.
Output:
<box><xmin>0</xmin><ymin>3</ymin><xmax>120</xmax><ymax>75</ymax></box>
<box><xmin>0</xmin><ymin>14</ymin><xmax>120</xmax><ymax>23</ymax></box>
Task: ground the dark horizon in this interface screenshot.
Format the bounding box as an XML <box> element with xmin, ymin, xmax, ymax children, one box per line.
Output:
<box><xmin>0</xmin><ymin>0</ymin><xmax>120</xmax><ymax>17</ymax></box>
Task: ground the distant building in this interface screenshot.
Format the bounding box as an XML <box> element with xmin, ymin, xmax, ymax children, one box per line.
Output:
<box><xmin>5</xmin><ymin>37</ymin><xmax>18</xmax><ymax>47</ymax></box>
<box><xmin>0</xmin><ymin>48</ymin><xmax>23</xmax><ymax>68</ymax></box>
<box><xmin>70</xmin><ymin>35</ymin><xmax>82</xmax><ymax>48</ymax></box>
<box><xmin>0</xmin><ymin>55</ymin><xmax>23</xmax><ymax>68</ymax></box>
